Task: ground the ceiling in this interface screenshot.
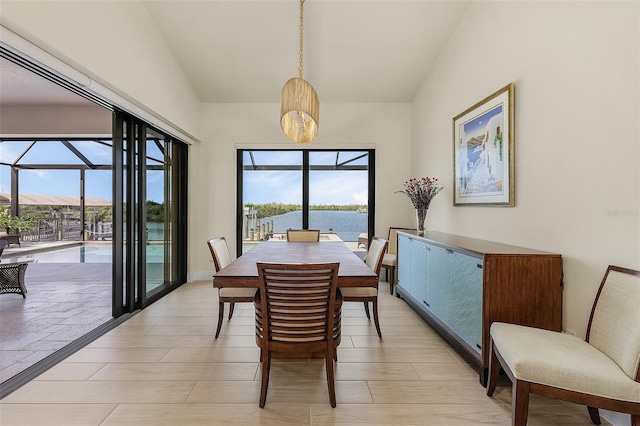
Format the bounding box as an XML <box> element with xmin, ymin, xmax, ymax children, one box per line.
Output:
<box><xmin>0</xmin><ymin>1</ymin><xmax>471</xmax><ymax>106</ymax></box>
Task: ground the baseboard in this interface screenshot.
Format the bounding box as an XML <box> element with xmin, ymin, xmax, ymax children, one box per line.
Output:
<box><xmin>188</xmin><ymin>270</ymin><xmax>214</xmax><ymax>282</ymax></box>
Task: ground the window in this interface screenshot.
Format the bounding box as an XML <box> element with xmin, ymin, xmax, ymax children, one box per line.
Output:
<box><xmin>237</xmin><ymin>149</ymin><xmax>375</xmax><ymax>255</ymax></box>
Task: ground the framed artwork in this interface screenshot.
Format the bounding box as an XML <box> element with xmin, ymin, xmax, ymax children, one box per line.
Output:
<box><xmin>453</xmin><ymin>83</ymin><xmax>514</xmax><ymax>206</ymax></box>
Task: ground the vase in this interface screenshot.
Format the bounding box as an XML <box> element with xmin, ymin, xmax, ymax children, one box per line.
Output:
<box><xmin>415</xmin><ymin>208</ymin><xmax>427</xmax><ymax>235</ymax></box>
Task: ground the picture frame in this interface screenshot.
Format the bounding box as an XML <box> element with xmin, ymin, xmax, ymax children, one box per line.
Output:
<box><xmin>453</xmin><ymin>83</ymin><xmax>514</xmax><ymax>206</ymax></box>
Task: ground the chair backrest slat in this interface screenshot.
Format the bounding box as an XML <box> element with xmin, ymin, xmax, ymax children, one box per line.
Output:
<box><xmin>586</xmin><ymin>265</ymin><xmax>640</xmax><ymax>380</ymax></box>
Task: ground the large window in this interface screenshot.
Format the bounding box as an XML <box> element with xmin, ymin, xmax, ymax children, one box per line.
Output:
<box><xmin>237</xmin><ymin>149</ymin><xmax>375</xmax><ymax>255</ymax></box>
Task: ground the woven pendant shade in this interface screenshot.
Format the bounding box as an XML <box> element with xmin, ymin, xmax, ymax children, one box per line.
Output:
<box><xmin>280</xmin><ymin>77</ymin><xmax>319</xmax><ymax>144</ymax></box>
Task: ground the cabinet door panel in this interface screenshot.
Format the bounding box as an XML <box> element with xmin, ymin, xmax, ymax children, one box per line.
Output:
<box><xmin>449</xmin><ymin>252</ymin><xmax>483</xmax><ymax>353</ymax></box>
<box><xmin>397</xmin><ymin>234</ymin><xmax>411</xmax><ymax>292</ymax></box>
<box><xmin>410</xmin><ymin>238</ymin><xmax>428</xmax><ymax>306</ymax></box>
<box><xmin>426</xmin><ymin>244</ymin><xmax>450</xmax><ymax>324</ymax></box>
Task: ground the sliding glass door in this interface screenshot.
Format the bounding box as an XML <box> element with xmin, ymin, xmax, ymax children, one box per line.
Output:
<box><xmin>113</xmin><ymin>111</ymin><xmax>187</xmax><ymax>316</ymax></box>
<box><xmin>237</xmin><ymin>149</ymin><xmax>374</xmax><ymax>256</ymax></box>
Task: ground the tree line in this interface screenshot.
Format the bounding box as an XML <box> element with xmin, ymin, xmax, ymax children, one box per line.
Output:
<box><xmin>245</xmin><ymin>203</ymin><xmax>367</xmax><ymax>219</ymax></box>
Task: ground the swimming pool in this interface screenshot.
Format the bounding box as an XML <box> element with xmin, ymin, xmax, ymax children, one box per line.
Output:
<box><xmin>20</xmin><ymin>244</ymin><xmax>166</xmax><ymax>263</ymax></box>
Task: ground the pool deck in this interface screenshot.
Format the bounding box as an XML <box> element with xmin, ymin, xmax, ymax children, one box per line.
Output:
<box><xmin>0</xmin><ymin>243</ymin><xmax>113</xmax><ymax>384</ymax></box>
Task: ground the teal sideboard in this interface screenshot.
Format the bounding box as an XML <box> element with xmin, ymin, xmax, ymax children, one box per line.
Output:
<box><xmin>396</xmin><ymin>231</ymin><xmax>563</xmax><ymax>385</ymax></box>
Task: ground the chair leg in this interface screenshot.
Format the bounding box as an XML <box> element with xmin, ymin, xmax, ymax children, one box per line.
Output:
<box><xmin>259</xmin><ymin>350</ymin><xmax>271</xmax><ymax>408</ymax></box>
<box><xmin>388</xmin><ymin>266</ymin><xmax>395</xmax><ymax>295</ymax></box>
<box><xmin>325</xmin><ymin>350</ymin><xmax>336</xmax><ymax>408</ymax></box>
<box><xmin>512</xmin><ymin>379</ymin><xmax>530</xmax><ymax>426</ymax></box>
<box><xmin>228</xmin><ymin>302</ymin><xmax>235</xmax><ymax>320</ymax></box>
<box><xmin>587</xmin><ymin>407</ymin><xmax>601</xmax><ymax>425</ymax></box>
<box><xmin>363</xmin><ymin>302</ymin><xmax>371</xmax><ymax>319</ymax></box>
<box><xmin>486</xmin><ymin>337</ymin><xmax>500</xmax><ymax>396</ymax></box>
<box><xmin>372</xmin><ymin>300</ymin><xmax>382</xmax><ymax>338</ymax></box>
<box><xmin>215</xmin><ymin>301</ymin><xmax>225</xmax><ymax>339</ymax></box>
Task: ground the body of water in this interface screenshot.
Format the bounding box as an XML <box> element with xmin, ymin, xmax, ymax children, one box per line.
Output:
<box><xmin>258</xmin><ymin>210</ymin><xmax>367</xmax><ymax>242</ymax></box>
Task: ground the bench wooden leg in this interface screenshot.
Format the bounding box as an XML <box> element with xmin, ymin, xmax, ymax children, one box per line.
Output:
<box><xmin>513</xmin><ymin>379</ymin><xmax>530</xmax><ymax>426</ymax></box>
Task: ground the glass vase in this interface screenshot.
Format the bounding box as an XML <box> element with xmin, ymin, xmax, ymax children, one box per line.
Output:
<box><xmin>415</xmin><ymin>208</ymin><xmax>427</xmax><ymax>236</ymax></box>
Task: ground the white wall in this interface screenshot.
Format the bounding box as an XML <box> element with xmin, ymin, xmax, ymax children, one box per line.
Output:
<box><xmin>0</xmin><ymin>1</ymin><xmax>201</xmax><ymax>141</ymax></box>
<box><xmin>412</xmin><ymin>1</ymin><xmax>639</xmax><ymax>339</ymax></box>
<box><xmin>190</xmin><ymin>102</ymin><xmax>412</xmax><ymax>277</ymax></box>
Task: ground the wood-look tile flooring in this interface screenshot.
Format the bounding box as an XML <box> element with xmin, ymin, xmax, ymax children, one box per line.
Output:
<box><xmin>0</xmin><ymin>279</ymin><xmax>610</xmax><ymax>425</ymax></box>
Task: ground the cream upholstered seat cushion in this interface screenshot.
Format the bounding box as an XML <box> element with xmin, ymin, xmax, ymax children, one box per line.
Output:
<box><xmin>340</xmin><ymin>287</ymin><xmax>377</xmax><ymax>298</ymax></box>
<box><xmin>381</xmin><ymin>253</ymin><xmax>395</xmax><ymax>268</ymax></box>
<box><xmin>490</xmin><ymin>322</ymin><xmax>640</xmax><ymax>403</ymax></box>
<box><xmin>219</xmin><ymin>287</ymin><xmax>257</xmax><ymax>298</ymax></box>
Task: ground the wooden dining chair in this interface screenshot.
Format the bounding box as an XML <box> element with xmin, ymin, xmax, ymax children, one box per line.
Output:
<box><xmin>207</xmin><ymin>237</ymin><xmax>257</xmax><ymax>339</ymax></box>
<box><xmin>340</xmin><ymin>236</ymin><xmax>388</xmax><ymax>338</ymax></box>
<box><xmin>254</xmin><ymin>262</ymin><xmax>342</xmax><ymax>408</ymax></box>
<box><xmin>286</xmin><ymin>229</ymin><xmax>320</xmax><ymax>242</ymax></box>
<box><xmin>380</xmin><ymin>227</ymin><xmax>414</xmax><ymax>295</ymax></box>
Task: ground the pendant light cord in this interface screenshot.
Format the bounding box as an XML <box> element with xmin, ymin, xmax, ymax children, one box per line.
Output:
<box><xmin>298</xmin><ymin>0</ymin><xmax>305</xmax><ymax>79</ymax></box>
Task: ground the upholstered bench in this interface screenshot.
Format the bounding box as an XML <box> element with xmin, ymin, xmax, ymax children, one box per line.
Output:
<box><xmin>486</xmin><ymin>265</ymin><xmax>640</xmax><ymax>426</ymax></box>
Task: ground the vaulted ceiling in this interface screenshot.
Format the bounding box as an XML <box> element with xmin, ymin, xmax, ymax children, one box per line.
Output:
<box><xmin>0</xmin><ymin>1</ymin><xmax>471</xmax><ymax>107</ymax></box>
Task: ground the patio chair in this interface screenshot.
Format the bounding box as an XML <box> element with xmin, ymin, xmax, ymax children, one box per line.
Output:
<box><xmin>207</xmin><ymin>237</ymin><xmax>257</xmax><ymax>339</ymax></box>
<box><xmin>340</xmin><ymin>236</ymin><xmax>387</xmax><ymax>338</ymax></box>
<box><xmin>486</xmin><ymin>265</ymin><xmax>640</xmax><ymax>425</ymax></box>
<box><xmin>0</xmin><ymin>227</ymin><xmax>20</xmax><ymax>247</ymax></box>
<box><xmin>0</xmin><ymin>261</ymin><xmax>29</xmax><ymax>297</ymax></box>
<box><xmin>254</xmin><ymin>262</ymin><xmax>342</xmax><ymax>408</ymax></box>
<box><xmin>286</xmin><ymin>229</ymin><xmax>320</xmax><ymax>242</ymax></box>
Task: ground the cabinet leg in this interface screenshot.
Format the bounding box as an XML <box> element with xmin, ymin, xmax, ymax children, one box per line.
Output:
<box><xmin>479</xmin><ymin>367</ymin><xmax>488</xmax><ymax>387</ymax></box>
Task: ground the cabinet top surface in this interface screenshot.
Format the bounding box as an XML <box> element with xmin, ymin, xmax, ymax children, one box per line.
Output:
<box><xmin>398</xmin><ymin>230</ymin><xmax>560</xmax><ymax>256</ymax></box>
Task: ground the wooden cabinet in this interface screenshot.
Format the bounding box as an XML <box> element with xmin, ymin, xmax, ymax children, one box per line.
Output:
<box><xmin>396</xmin><ymin>231</ymin><xmax>563</xmax><ymax>385</ymax></box>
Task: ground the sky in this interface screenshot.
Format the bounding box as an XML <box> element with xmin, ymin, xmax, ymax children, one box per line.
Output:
<box><xmin>242</xmin><ymin>151</ymin><xmax>369</xmax><ymax>205</ymax></box>
<box><xmin>460</xmin><ymin>104</ymin><xmax>503</xmax><ymax>141</ymax></box>
<box><xmin>0</xmin><ymin>140</ymin><xmax>164</xmax><ymax>203</ymax></box>
<box><xmin>1</xmin><ymin>144</ymin><xmax>370</xmax><ymax>206</ymax></box>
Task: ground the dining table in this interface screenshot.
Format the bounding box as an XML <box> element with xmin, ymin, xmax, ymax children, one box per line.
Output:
<box><xmin>213</xmin><ymin>240</ymin><xmax>377</xmax><ymax>289</ymax></box>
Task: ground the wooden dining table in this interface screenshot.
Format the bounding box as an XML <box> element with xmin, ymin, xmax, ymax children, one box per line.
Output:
<box><xmin>213</xmin><ymin>240</ymin><xmax>377</xmax><ymax>289</ymax></box>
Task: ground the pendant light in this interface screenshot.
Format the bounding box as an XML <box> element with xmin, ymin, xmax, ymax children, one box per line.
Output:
<box><xmin>280</xmin><ymin>0</ymin><xmax>319</xmax><ymax>143</ymax></box>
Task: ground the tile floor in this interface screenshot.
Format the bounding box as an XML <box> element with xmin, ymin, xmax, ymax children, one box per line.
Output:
<box><xmin>0</xmin><ymin>279</ymin><xmax>611</xmax><ymax>425</ymax></box>
<box><xmin>0</xmin><ymin>262</ymin><xmax>112</xmax><ymax>382</ymax></box>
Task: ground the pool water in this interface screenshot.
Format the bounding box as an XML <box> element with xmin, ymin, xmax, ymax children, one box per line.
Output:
<box><xmin>23</xmin><ymin>244</ymin><xmax>165</xmax><ymax>263</ymax></box>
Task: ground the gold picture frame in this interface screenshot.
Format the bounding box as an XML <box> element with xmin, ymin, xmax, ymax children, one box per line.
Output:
<box><xmin>453</xmin><ymin>83</ymin><xmax>515</xmax><ymax>206</ymax></box>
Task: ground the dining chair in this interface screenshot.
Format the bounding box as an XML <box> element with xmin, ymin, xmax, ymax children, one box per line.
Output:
<box><xmin>380</xmin><ymin>227</ymin><xmax>415</xmax><ymax>295</ymax></box>
<box><xmin>340</xmin><ymin>236</ymin><xmax>388</xmax><ymax>338</ymax></box>
<box><xmin>286</xmin><ymin>229</ymin><xmax>320</xmax><ymax>242</ymax></box>
<box><xmin>207</xmin><ymin>237</ymin><xmax>257</xmax><ymax>339</ymax></box>
<box><xmin>254</xmin><ymin>262</ymin><xmax>342</xmax><ymax>408</ymax></box>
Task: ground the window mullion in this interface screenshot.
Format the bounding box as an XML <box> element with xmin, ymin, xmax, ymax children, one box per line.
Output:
<box><xmin>302</xmin><ymin>150</ymin><xmax>309</xmax><ymax>229</ymax></box>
